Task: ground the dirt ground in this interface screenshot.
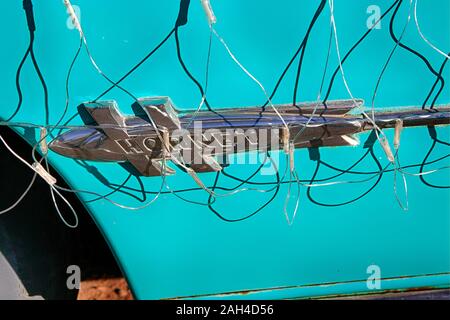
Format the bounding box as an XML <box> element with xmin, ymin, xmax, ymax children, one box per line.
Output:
<box><xmin>77</xmin><ymin>278</ymin><xmax>449</xmax><ymax>300</ymax></box>
<box><xmin>78</xmin><ymin>278</ymin><xmax>133</xmax><ymax>300</ymax></box>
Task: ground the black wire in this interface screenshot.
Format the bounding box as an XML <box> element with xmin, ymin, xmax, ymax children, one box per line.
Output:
<box><xmin>419</xmin><ymin>143</ymin><xmax>450</xmax><ymax>189</ymax></box>
<box><xmin>174</xmin><ymin>27</ymin><xmax>209</xmax><ymax>109</ymax></box>
<box><xmin>419</xmin><ymin>127</ymin><xmax>450</xmax><ymax>189</ymax></box>
<box><xmin>49</xmin><ymin>37</ymin><xmax>83</xmax><ymax>140</ymax></box>
<box><xmin>84</xmin><ymin>173</ymin><xmax>136</xmax><ymax>203</ymax></box>
<box><xmin>196</xmin><ymin>0</ymin><xmax>329</xmax><ymax>206</ymax></box>
<box><xmin>207</xmin><ymin>152</ymin><xmax>281</xmax><ymax>222</ymax></box>
<box><xmin>107</xmin><ymin>1</ymin><xmax>449</xmax><ymax>212</ymax></box>
<box><xmin>322</xmin><ymin>0</ymin><xmax>401</xmax><ymax>103</ymax></box>
<box><xmin>257</xmin><ymin>0</ymin><xmax>327</xmax><ymax>110</ymax></box>
<box><xmin>50</xmin><ymin>1</ymin><xmax>449</xmax><ymax>216</ymax></box>
<box><xmin>422</xmin><ymin>53</ymin><xmax>450</xmax><ymax>109</ymax></box>
<box><xmin>93</xmin><ymin>28</ymin><xmax>176</xmax><ymax>102</ymax></box>
<box><xmin>215</xmin><ymin>156</ymin><xmax>268</xmax><ymax>191</ymax></box>
<box><xmin>389</xmin><ymin>0</ymin><xmax>445</xmax><ymax>108</ymax></box>
<box><xmin>75</xmin><ymin>160</ymin><xmax>148</xmax><ymax>203</ymax></box>
<box><xmin>60</xmin><ymin>30</ymin><xmax>177</xmax><ymax>133</ymax></box>
<box><xmin>292</xmin><ymin>0</ymin><xmax>327</xmax><ymax>106</ymax></box>
<box><xmin>28</xmin><ymin>34</ymin><xmax>50</xmax><ymax>125</ymax></box>
<box><xmin>81</xmin><ymin>151</ymin><xmax>446</xmax><ymax>196</ymax></box>
<box><xmin>91</xmin><ymin>0</ymin><xmax>191</xmax><ymax>102</ymax></box>
<box><xmin>321</xmin><ymin>153</ymin><xmax>450</xmax><ymax>175</ymax></box>
<box><xmin>6</xmin><ymin>46</ymin><xmax>31</xmax><ymax>122</ymax></box>
<box><xmin>7</xmin><ymin>0</ymin><xmax>46</xmax><ymax>122</ymax></box>
<box><xmin>307</xmin><ymin>148</ymin><xmax>384</xmax><ymax>207</ymax></box>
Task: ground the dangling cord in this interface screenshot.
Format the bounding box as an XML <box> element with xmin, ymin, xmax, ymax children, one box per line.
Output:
<box><xmin>414</xmin><ymin>0</ymin><xmax>450</xmax><ymax>60</ymax></box>
<box><xmin>283</xmin><ymin>145</ymin><xmax>301</xmax><ymax>225</ymax></box>
<box><xmin>31</xmin><ymin>36</ymin><xmax>82</xmax><ymax>165</ymax></box>
<box><xmin>20</xmin><ymin>0</ymin><xmax>170</xmax><ymax>212</ymax></box>
<box><xmin>211</xmin><ymin>28</ymin><xmax>290</xmax><ymax>133</ymax></box>
<box><xmin>53</xmin><ymin>158</ymin><xmax>168</xmax><ymax>210</ymax></box>
<box><xmin>0</xmin><ymin>134</ymin><xmax>78</xmax><ymax>228</ymax></box>
<box><xmin>328</xmin><ymin>0</ymin><xmax>381</xmax><ymax>132</ymax></box>
<box><xmin>162</xmin><ymin>0</ymin><xmax>293</xmax><ymax>199</ymax></box>
<box><xmin>205</xmin><ymin>4</ymin><xmax>295</xmax><ymax>203</ymax></box>
<box><xmin>370</xmin><ymin>0</ymin><xmax>412</xmax><ymax>210</ymax></box>
<box><xmin>22</xmin><ymin>2</ymin><xmax>81</xmax><ymax>225</ymax></box>
<box><xmin>27</xmin><ymin>25</ymin><xmax>83</xmax><ymax>225</ymax></box>
<box><xmin>389</xmin><ymin>0</ymin><xmax>445</xmax><ymax>108</ymax></box>
<box><xmin>209</xmin><ymin>23</ymin><xmax>302</xmax><ymax>221</ymax></box>
<box><xmin>1</xmin><ymin>1</ymin><xmax>78</xmax><ymax>226</ymax></box>
<box><xmin>293</xmin><ymin>25</ymin><xmax>333</xmax><ymax>143</ymax></box>
<box><xmin>292</xmin><ymin>0</ymin><xmax>328</xmax><ymax>106</ymax></box>
<box><xmin>184</xmin><ymin>25</ymin><xmax>213</xmax><ymax>129</ymax></box>
<box><xmin>201</xmin><ymin>0</ymin><xmax>289</xmax><ymax>131</ymax></box>
<box><xmin>62</xmin><ymin>0</ymin><xmax>204</xmax><ymax>199</ymax></box>
<box><xmin>392</xmin><ymin>120</ymin><xmax>409</xmax><ymax>210</ymax></box>
<box><xmin>322</xmin><ymin>0</ymin><xmax>401</xmax><ymax>104</ymax></box>
<box><xmin>328</xmin><ymin>0</ymin><xmax>396</xmax><ymax>165</ymax></box>
<box><xmin>63</xmin><ymin>0</ymin><xmax>223</xmax><ymax>199</ymax></box>
<box><xmin>93</xmin><ymin>27</ymin><xmax>176</xmax><ymax>102</ymax></box>
<box><xmin>285</xmin><ymin>22</ymin><xmax>334</xmax><ymax>225</ymax></box>
<box><xmin>6</xmin><ymin>0</ymin><xmax>35</xmax><ymax>121</ymax></box>
<box><xmin>206</xmin><ymin>151</ymin><xmax>283</xmax><ymax>222</ymax></box>
<box><xmin>63</xmin><ymin>1</ymin><xmax>139</xmax><ymax>100</ymax></box>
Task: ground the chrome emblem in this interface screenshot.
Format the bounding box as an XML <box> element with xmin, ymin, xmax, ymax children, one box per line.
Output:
<box><xmin>49</xmin><ymin>97</ymin><xmax>450</xmax><ymax>176</ymax></box>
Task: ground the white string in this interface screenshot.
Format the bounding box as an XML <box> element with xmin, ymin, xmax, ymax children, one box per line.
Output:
<box><xmin>184</xmin><ymin>27</ymin><xmax>212</xmax><ymax>130</ymax></box>
<box><xmin>328</xmin><ymin>0</ymin><xmax>387</xmax><ymax>141</ymax></box>
<box><xmin>211</xmin><ymin>26</ymin><xmax>304</xmax><ymax>223</ymax></box>
<box><xmin>414</xmin><ymin>0</ymin><xmax>450</xmax><ymax>60</ymax></box>
<box><xmin>400</xmin><ymin>165</ymin><xmax>450</xmax><ymax>176</ymax></box>
<box><xmin>68</xmin><ymin>10</ymin><xmax>231</xmax><ymax>200</ymax></box>
<box><xmin>2</xmin><ymin>120</ymin><xmax>448</xmax><ymax>204</ymax></box>
<box><xmin>369</xmin><ymin>0</ymin><xmax>413</xmax><ymax>211</ymax></box>
<box><xmin>0</xmin><ymin>134</ymin><xmax>78</xmax><ymax>228</ymax></box>
<box><xmin>1</xmin><ymin>0</ymin><xmax>447</xmax><ymax>222</ymax></box>
<box><xmin>211</xmin><ymin>27</ymin><xmax>290</xmax><ymax>132</ymax></box>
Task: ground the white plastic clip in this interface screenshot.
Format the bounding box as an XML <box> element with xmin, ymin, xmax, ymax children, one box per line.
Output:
<box><xmin>187</xmin><ymin>168</ymin><xmax>208</xmax><ymax>191</ymax></box>
<box><xmin>63</xmin><ymin>0</ymin><xmax>82</xmax><ymax>33</ymax></box>
<box><xmin>394</xmin><ymin>119</ymin><xmax>403</xmax><ymax>150</ymax></box>
<box><xmin>281</xmin><ymin>127</ymin><xmax>290</xmax><ymax>154</ymax></box>
<box><xmin>33</xmin><ymin>162</ymin><xmax>57</xmax><ymax>186</ymax></box>
<box><xmin>289</xmin><ymin>143</ymin><xmax>295</xmax><ymax>173</ymax></box>
<box><xmin>379</xmin><ymin>136</ymin><xmax>395</xmax><ymax>164</ymax></box>
<box><xmin>200</xmin><ymin>0</ymin><xmax>217</xmax><ymax>25</ymax></box>
<box><xmin>39</xmin><ymin>127</ymin><xmax>48</xmax><ymax>155</ymax></box>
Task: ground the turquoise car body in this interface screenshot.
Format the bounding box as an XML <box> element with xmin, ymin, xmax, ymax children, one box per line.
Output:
<box><xmin>0</xmin><ymin>0</ymin><xmax>449</xmax><ymax>299</ymax></box>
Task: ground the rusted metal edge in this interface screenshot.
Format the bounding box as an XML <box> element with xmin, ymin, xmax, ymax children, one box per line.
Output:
<box><xmin>322</xmin><ymin>288</ymin><xmax>450</xmax><ymax>300</ymax></box>
<box><xmin>167</xmin><ymin>272</ymin><xmax>450</xmax><ymax>300</ymax></box>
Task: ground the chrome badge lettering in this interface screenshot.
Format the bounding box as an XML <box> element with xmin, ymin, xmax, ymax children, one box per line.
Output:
<box><xmin>49</xmin><ymin>96</ymin><xmax>450</xmax><ymax>177</ymax></box>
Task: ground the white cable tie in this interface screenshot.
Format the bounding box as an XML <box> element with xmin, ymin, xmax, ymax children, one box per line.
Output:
<box><xmin>200</xmin><ymin>0</ymin><xmax>217</xmax><ymax>25</ymax></box>
<box><xmin>40</xmin><ymin>127</ymin><xmax>48</xmax><ymax>155</ymax></box>
<box><xmin>32</xmin><ymin>162</ymin><xmax>57</xmax><ymax>186</ymax></box>
<box><xmin>394</xmin><ymin>119</ymin><xmax>403</xmax><ymax>150</ymax></box>
<box><xmin>379</xmin><ymin>136</ymin><xmax>395</xmax><ymax>164</ymax></box>
<box><xmin>282</xmin><ymin>127</ymin><xmax>290</xmax><ymax>154</ymax></box>
<box><xmin>187</xmin><ymin>168</ymin><xmax>208</xmax><ymax>191</ymax></box>
<box><xmin>289</xmin><ymin>143</ymin><xmax>295</xmax><ymax>173</ymax></box>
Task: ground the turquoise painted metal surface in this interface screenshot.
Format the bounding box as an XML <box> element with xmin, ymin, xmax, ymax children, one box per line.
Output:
<box><xmin>0</xmin><ymin>0</ymin><xmax>449</xmax><ymax>299</ymax></box>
